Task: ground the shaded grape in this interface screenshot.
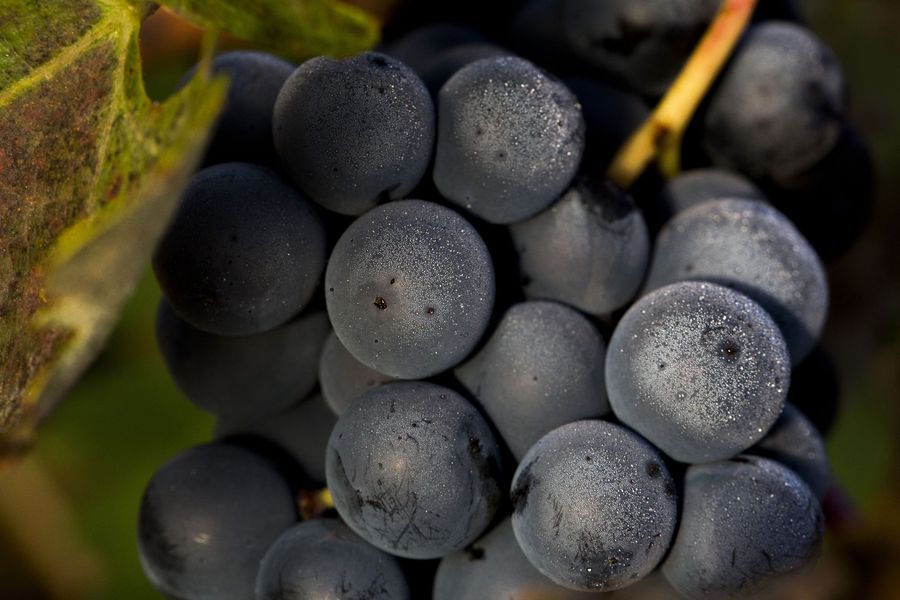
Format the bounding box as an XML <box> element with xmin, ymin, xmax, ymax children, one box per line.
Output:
<box><xmin>643</xmin><ymin>198</ymin><xmax>828</xmax><ymax>364</ymax></box>
<box><xmin>180</xmin><ymin>51</ymin><xmax>293</xmax><ymax>167</ymax></box>
<box><xmin>381</xmin><ymin>24</ymin><xmax>488</xmax><ymax>73</ymax></box>
<box><xmin>434</xmin><ymin>519</ymin><xmax>597</xmax><ymax>600</ymax></box>
<box><xmin>750</xmin><ymin>403</ymin><xmax>830</xmax><ymax>499</ymax></box>
<box><xmin>654</xmin><ymin>168</ymin><xmax>765</xmax><ymax>223</ymax></box>
<box><xmin>138</xmin><ymin>444</ymin><xmax>296</xmax><ymax>600</ymax></box>
<box><xmin>319</xmin><ymin>332</ymin><xmax>397</xmax><ymax>416</ymax></box>
<box><xmin>325</xmin><ymin>200</ymin><xmax>495</xmax><ymax>379</ymax></box>
<box><xmin>510</xmin><ymin>420</ymin><xmax>678</xmax><ymax>591</ymax></box>
<box><xmin>153</xmin><ymin>162</ymin><xmax>326</xmax><ymax>336</ymax></box>
<box><xmin>418</xmin><ymin>43</ymin><xmax>513</xmax><ymax>97</ymax></box>
<box><xmin>455</xmin><ymin>301</ymin><xmax>608</xmax><ymax>459</ymax></box>
<box><xmin>273</xmin><ymin>52</ymin><xmax>434</xmax><ymax>216</ymax></box>
<box><xmin>510</xmin><ymin>178</ymin><xmax>649</xmax><ymax>315</ymax></box>
<box><xmin>255</xmin><ymin>519</ymin><xmax>410</xmax><ymax>600</ymax></box>
<box><xmin>433</xmin><ymin>56</ymin><xmax>584</xmax><ymax>224</ymax></box>
<box><xmin>156</xmin><ymin>301</ymin><xmax>329</xmax><ymax>419</ymax></box>
<box><xmin>607</xmin><ymin>281</ymin><xmax>790</xmax><ymax>463</ymax></box>
<box><xmin>214</xmin><ymin>394</ymin><xmax>336</xmax><ymax>486</ymax></box>
<box><xmin>325</xmin><ymin>382</ymin><xmax>504</xmax><ymax>559</ymax></box>
<box><xmin>703</xmin><ymin>22</ymin><xmax>847</xmax><ymax>183</ymax></box>
<box><xmin>661</xmin><ymin>456</ymin><xmax>823</xmax><ymax>597</ymax></box>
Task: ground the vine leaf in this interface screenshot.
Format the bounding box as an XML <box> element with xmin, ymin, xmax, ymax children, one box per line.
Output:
<box><xmin>160</xmin><ymin>0</ymin><xmax>381</xmax><ymax>59</ymax></box>
<box><xmin>0</xmin><ymin>0</ymin><xmax>228</xmax><ymax>454</ymax></box>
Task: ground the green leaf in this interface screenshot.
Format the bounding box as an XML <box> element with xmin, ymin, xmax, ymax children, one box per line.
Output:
<box><xmin>0</xmin><ymin>0</ymin><xmax>227</xmax><ymax>453</ymax></box>
<box><xmin>160</xmin><ymin>0</ymin><xmax>381</xmax><ymax>59</ymax></box>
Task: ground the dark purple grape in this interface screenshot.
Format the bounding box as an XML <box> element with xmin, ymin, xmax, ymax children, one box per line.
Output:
<box><xmin>661</xmin><ymin>456</ymin><xmax>823</xmax><ymax>597</ymax></box>
<box><xmin>702</xmin><ymin>22</ymin><xmax>847</xmax><ymax>184</ymax></box>
<box><xmin>325</xmin><ymin>200</ymin><xmax>495</xmax><ymax>379</ymax></box>
<box><xmin>433</xmin><ymin>56</ymin><xmax>584</xmax><ymax>224</ymax></box>
<box><xmin>256</xmin><ymin>519</ymin><xmax>410</xmax><ymax>600</ymax></box>
<box><xmin>325</xmin><ymin>382</ymin><xmax>504</xmax><ymax>559</ymax></box>
<box><xmin>214</xmin><ymin>394</ymin><xmax>336</xmax><ymax>486</ymax></box>
<box><xmin>156</xmin><ymin>301</ymin><xmax>329</xmax><ymax>419</ymax></box>
<box><xmin>643</xmin><ymin>198</ymin><xmax>828</xmax><ymax>364</ymax></box>
<box><xmin>138</xmin><ymin>444</ymin><xmax>296</xmax><ymax>600</ymax></box>
<box><xmin>510</xmin><ymin>420</ymin><xmax>678</xmax><ymax>591</ymax></box>
<box><xmin>455</xmin><ymin>301</ymin><xmax>609</xmax><ymax>459</ymax></box>
<box><xmin>153</xmin><ymin>162</ymin><xmax>326</xmax><ymax>336</ymax></box>
<box><xmin>319</xmin><ymin>332</ymin><xmax>397</xmax><ymax>416</ymax></box>
<box><xmin>434</xmin><ymin>519</ymin><xmax>597</xmax><ymax>599</ymax></box>
<box><xmin>510</xmin><ymin>178</ymin><xmax>649</xmax><ymax>315</ymax></box>
<box><xmin>273</xmin><ymin>52</ymin><xmax>435</xmax><ymax>216</ymax></box>
<box><xmin>180</xmin><ymin>51</ymin><xmax>293</xmax><ymax>167</ymax></box>
<box><xmin>750</xmin><ymin>402</ymin><xmax>831</xmax><ymax>499</ymax></box>
<box><xmin>607</xmin><ymin>281</ymin><xmax>790</xmax><ymax>463</ymax></box>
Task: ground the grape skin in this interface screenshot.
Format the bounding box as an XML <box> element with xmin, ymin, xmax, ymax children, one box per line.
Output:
<box><xmin>156</xmin><ymin>301</ymin><xmax>329</xmax><ymax>419</ymax></box>
<box><xmin>510</xmin><ymin>420</ymin><xmax>678</xmax><ymax>591</ymax></box>
<box><xmin>703</xmin><ymin>22</ymin><xmax>847</xmax><ymax>183</ymax></box>
<box><xmin>642</xmin><ymin>198</ymin><xmax>828</xmax><ymax>364</ymax></box>
<box><xmin>325</xmin><ymin>382</ymin><xmax>504</xmax><ymax>559</ymax></box>
<box><xmin>325</xmin><ymin>200</ymin><xmax>495</xmax><ymax>379</ymax></box>
<box><xmin>255</xmin><ymin>519</ymin><xmax>410</xmax><ymax>600</ymax></box>
<box><xmin>138</xmin><ymin>444</ymin><xmax>296</xmax><ymax>600</ymax></box>
<box><xmin>455</xmin><ymin>301</ymin><xmax>609</xmax><ymax>459</ymax></box>
<box><xmin>180</xmin><ymin>51</ymin><xmax>294</xmax><ymax>167</ymax></box>
<box><xmin>661</xmin><ymin>456</ymin><xmax>823</xmax><ymax>598</ymax></box>
<box><xmin>510</xmin><ymin>178</ymin><xmax>650</xmax><ymax>316</ymax></box>
<box><xmin>654</xmin><ymin>168</ymin><xmax>765</xmax><ymax>223</ymax></box>
<box><xmin>434</xmin><ymin>519</ymin><xmax>597</xmax><ymax>600</ymax></box>
<box><xmin>750</xmin><ymin>402</ymin><xmax>831</xmax><ymax>500</ymax></box>
<box><xmin>319</xmin><ymin>332</ymin><xmax>397</xmax><ymax>416</ymax></box>
<box><xmin>153</xmin><ymin>162</ymin><xmax>327</xmax><ymax>336</ymax></box>
<box><xmin>273</xmin><ymin>52</ymin><xmax>435</xmax><ymax>216</ymax></box>
<box><xmin>214</xmin><ymin>393</ymin><xmax>336</xmax><ymax>486</ymax></box>
<box><xmin>607</xmin><ymin>281</ymin><xmax>790</xmax><ymax>464</ymax></box>
<box><xmin>433</xmin><ymin>56</ymin><xmax>585</xmax><ymax>224</ymax></box>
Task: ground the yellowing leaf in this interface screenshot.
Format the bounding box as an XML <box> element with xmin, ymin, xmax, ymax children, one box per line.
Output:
<box><xmin>0</xmin><ymin>0</ymin><xmax>227</xmax><ymax>453</ymax></box>
<box><xmin>161</xmin><ymin>0</ymin><xmax>381</xmax><ymax>59</ymax></box>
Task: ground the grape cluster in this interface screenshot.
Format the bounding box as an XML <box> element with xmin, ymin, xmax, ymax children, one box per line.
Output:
<box><xmin>140</xmin><ymin>2</ymin><xmax>869</xmax><ymax>597</ymax></box>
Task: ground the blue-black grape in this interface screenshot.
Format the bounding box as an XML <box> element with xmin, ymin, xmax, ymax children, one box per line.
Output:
<box><xmin>642</xmin><ymin>198</ymin><xmax>828</xmax><ymax>364</ymax></box>
<box><xmin>510</xmin><ymin>178</ymin><xmax>649</xmax><ymax>315</ymax></box>
<box><xmin>455</xmin><ymin>301</ymin><xmax>609</xmax><ymax>459</ymax></box>
<box><xmin>156</xmin><ymin>300</ymin><xmax>329</xmax><ymax>419</ymax></box>
<box><xmin>273</xmin><ymin>52</ymin><xmax>434</xmax><ymax>216</ymax></box>
<box><xmin>560</xmin><ymin>0</ymin><xmax>720</xmax><ymax>96</ymax></box>
<box><xmin>661</xmin><ymin>456</ymin><xmax>823</xmax><ymax>597</ymax></box>
<box><xmin>654</xmin><ymin>168</ymin><xmax>765</xmax><ymax>223</ymax></box>
<box><xmin>138</xmin><ymin>444</ymin><xmax>297</xmax><ymax>600</ymax></box>
<box><xmin>703</xmin><ymin>22</ymin><xmax>847</xmax><ymax>183</ymax></box>
<box><xmin>750</xmin><ymin>402</ymin><xmax>830</xmax><ymax>500</ymax></box>
<box><xmin>325</xmin><ymin>382</ymin><xmax>504</xmax><ymax>559</ymax></box>
<box><xmin>255</xmin><ymin>519</ymin><xmax>410</xmax><ymax>600</ymax></box>
<box><xmin>433</xmin><ymin>519</ymin><xmax>597</xmax><ymax>599</ymax></box>
<box><xmin>153</xmin><ymin>162</ymin><xmax>326</xmax><ymax>336</ymax></box>
<box><xmin>214</xmin><ymin>393</ymin><xmax>336</xmax><ymax>486</ymax></box>
<box><xmin>181</xmin><ymin>51</ymin><xmax>293</xmax><ymax>167</ymax></box>
<box><xmin>433</xmin><ymin>56</ymin><xmax>585</xmax><ymax>224</ymax></box>
<box><xmin>607</xmin><ymin>281</ymin><xmax>790</xmax><ymax>463</ymax></box>
<box><xmin>325</xmin><ymin>200</ymin><xmax>495</xmax><ymax>379</ymax></box>
<box><xmin>319</xmin><ymin>332</ymin><xmax>397</xmax><ymax>416</ymax></box>
<box><xmin>510</xmin><ymin>420</ymin><xmax>678</xmax><ymax>591</ymax></box>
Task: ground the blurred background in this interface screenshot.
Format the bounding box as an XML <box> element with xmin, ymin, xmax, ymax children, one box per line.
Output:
<box><xmin>0</xmin><ymin>1</ymin><xmax>897</xmax><ymax>598</ymax></box>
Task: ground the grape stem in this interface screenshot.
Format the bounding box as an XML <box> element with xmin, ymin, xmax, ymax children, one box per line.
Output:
<box><xmin>607</xmin><ymin>0</ymin><xmax>758</xmax><ymax>188</ymax></box>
